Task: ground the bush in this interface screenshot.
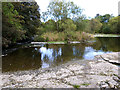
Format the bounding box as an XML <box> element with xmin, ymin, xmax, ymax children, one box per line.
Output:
<box><xmin>58</xmin><ymin>32</ymin><xmax>65</xmax><ymax>41</ymax></box>
<box><xmin>34</xmin><ymin>31</ymin><xmax>94</xmax><ymax>42</ymax></box>
<box><xmin>102</xmin><ymin>26</ymin><xmax>111</xmax><ymax>34</ymax></box>
<box><xmin>42</xmin><ymin>32</ymin><xmax>59</xmax><ymax>41</ymax></box>
<box><xmin>34</xmin><ymin>35</ymin><xmax>45</xmax><ymax>42</ymax></box>
<box><xmin>81</xmin><ymin>32</ymin><xmax>94</xmax><ymax>42</ymax></box>
<box><xmin>34</xmin><ymin>32</ymin><xmax>65</xmax><ymax>42</ymax></box>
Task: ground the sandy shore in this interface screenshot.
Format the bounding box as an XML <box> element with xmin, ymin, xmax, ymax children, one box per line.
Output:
<box><xmin>1</xmin><ymin>52</ymin><xmax>120</xmax><ymax>89</ymax></box>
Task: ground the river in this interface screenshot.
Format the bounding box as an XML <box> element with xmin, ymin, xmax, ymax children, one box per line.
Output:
<box><xmin>2</xmin><ymin>37</ymin><xmax>120</xmax><ymax>72</ymax></box>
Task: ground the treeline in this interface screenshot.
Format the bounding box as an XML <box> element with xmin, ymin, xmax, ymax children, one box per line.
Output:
<box><xmin>2</xmin><ymin>0</ymin><xmax>120</xmax><ymax>47</ymax></box>
<box><xmin>93</xmin><ymin>14</ymin><xmax>120</xmax><ymax>34</ymax></box>
<box><xmin>34</xmin><ymin>0</ymin><xmax>120</xmax><ymax>42</ymax></box>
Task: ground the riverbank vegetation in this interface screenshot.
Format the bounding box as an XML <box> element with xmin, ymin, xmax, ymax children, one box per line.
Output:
<box><xmin>34</xmin><ymin>31</ymin><xmax>93</xmax><ymax>42</ymax></box>
<box><xmin>2</xmin><ymin>2</ymin><xmax>40</xmax><ymax>47</ymax></box>
<box><xmin>2</xmin><ymin>0</ymin><xmax>120</xmax><ymax>47</ymax></box>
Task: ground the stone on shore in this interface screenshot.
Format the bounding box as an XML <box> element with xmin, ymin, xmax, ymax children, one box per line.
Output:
<box><xmin>1</xmin><ymin>52</ymin><xmax>120</xmax><ymax>89</ymax></box>
<box><xmin>95</xmin><ymin>52</ymin><xmax>120</xmax><ymax>65</ymax></box>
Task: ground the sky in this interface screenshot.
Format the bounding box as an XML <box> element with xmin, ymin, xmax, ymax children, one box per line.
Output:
<box><xmin>35</xmin><ymin>0</ymin><xmax>120</xmax><ymax>18</ymax></box>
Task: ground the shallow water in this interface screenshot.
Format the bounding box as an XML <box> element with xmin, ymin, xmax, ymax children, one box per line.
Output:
<box><xmin>2</xmin><ymin>37</ymin><xmax>120</xmax><ymax>72</ymax></box>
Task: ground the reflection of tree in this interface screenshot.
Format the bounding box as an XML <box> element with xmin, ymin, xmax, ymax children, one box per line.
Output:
<box><xmin>2</xmin><ymin>48</ymin><xmax>42</xmax><ymax>72</ymax></box>
<box><xmin>72</xmin><ymin>44</ymin><xmax>86</xmax><ymax>57</ymax></box>
<box><xmin>40</xmin><ymin>38</ymin><xmax>120</xmax><ymax>68</ymax></box>
<box><xmin>106</xmin><ymin>38</ymin><xmax>120</xmax><ymax>51</ymax></box>
<box><xmin>4</xmin><ymin>38</ymin><xmax>119</xmax><ymax>72</ymax></box>
<box><xmin>92</xmin><ymin>37</ymin><xmax>120</xmax><ymax>52</ymax></box>
<box><xmin>40</xmin><ymin>44</ymin><xmax>86</xmax><ymax>67</ymax></box>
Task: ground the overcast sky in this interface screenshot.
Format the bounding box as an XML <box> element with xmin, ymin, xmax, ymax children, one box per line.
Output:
<box><xmin>35</xmin><ymin>0</ymin><xmax>120</xmax><ymax>18</ymax></box>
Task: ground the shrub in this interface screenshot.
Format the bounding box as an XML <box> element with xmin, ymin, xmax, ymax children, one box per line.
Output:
<box><xmin>34</xmin><ymin>31</ymin><xmax>94</xmax><ymax>42</ymax></box>
<box><xmin>34</xmin><ymin>35</ymin><xmax>45</xmax><ymax>42</ymax></box>
<box><xmin>81</xmin><ymin>32</ymin><xmax>94</xmax><ymax>42</ymax></box>
<box><xmin>58</xmin><ymin>32</ymin><xmax>65</xmax><ymax>41</ymax></box>
<box><xmin>35</xmin><ymin>32</ymin><xmax>65</xmax><ymax>42</ymax></box>
<box><xmin>42</xmin><ymin>32</ymin><xmax>59</xmax><ymax>41</ymax></box>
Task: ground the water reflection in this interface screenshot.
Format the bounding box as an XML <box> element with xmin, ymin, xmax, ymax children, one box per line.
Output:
<box><xmin>92</xmin><ymin>37</ymin><xmax>120</xmax><ymax>51</ymax></box>
<box><xmin>2</xmin><ymin>48</ymin><xmax>42</xmax><ymax>72</ymax></box>
<box><xmin>83</xmin><ymin>47</ymin><xmax>111</xmax><ymax>60</ymax></box>
<box><xmin>39</xmin><ymin>47</ymin><xmax>62</xmax><ymax>68</ymax></box>
<box><xmin>2</xmin><ymin>37</ymin><xmax>120</xmax><ymax>72</ymax></box>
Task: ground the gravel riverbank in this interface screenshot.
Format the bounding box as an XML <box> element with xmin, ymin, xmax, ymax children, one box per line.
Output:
<box><xmin>1</xmin><ymin>52</ymin><xmax>120</xmax><ymax>89</ymax></box>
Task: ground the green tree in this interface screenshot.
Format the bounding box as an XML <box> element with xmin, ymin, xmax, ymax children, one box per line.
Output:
<box><xmin>2</xmin><ymin>2</ymin><xmax>25</xmax><ymax>47</ymax></box>
<box><xmin>95</xmin><ymin>14</ymin><xmax>114</xmax><ymax>34</ymax></box>
<box><xmin>108</xmin><ymin>16</ymin><xmax>120</xmax><ymax>34</ymax></box>
<box><xmin>58</xmin><ymin>19</ymin><xmax>76</xmax><ymax>41</ymax></box>
<box><xmin>95</xmin><ymin>14</ymin><xmax>113</xmax><ymax>23</ymax></box>
<box><xmin>46</xmin><ymin>0</ymin><xmax>83</xmax><ymax>31</ymax></box>
<box><xmin>73</xmin><ymin>16</ymin><xmax>90</xmax><ymax>32</ymax></box>
<box><xmin>45</xmin><ymin>19</ymin><xmax>56</xmax><ymax>32</ymax></box>
<box><xmin>101</xmin><ymin>24</ymin><xmax>110</xmax><ymax>34</ymax></box>
<box><xmin>90</xmin><ymin>19</ymin><xmax>102</xmax><ymax>33</ymax></box>
<box><xmin>59</xmin><ymin>19</ymin><xmax>76</xmax><ymax>32</ymax></box>
<box><xmin>13</xmin><ymin>2</ymin><xmax>41</xmax><ymax>39</ymax></box>
<box><xmin>82</xmin><ymin>19</ymin><xmax>91</xmax><ymax>33</ymax></box>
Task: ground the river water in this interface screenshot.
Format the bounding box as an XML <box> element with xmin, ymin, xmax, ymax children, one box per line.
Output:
<box><xmin>2</xmin><ymin>37</ymin><xmax>120</xmax><ymax>72</ymax></box>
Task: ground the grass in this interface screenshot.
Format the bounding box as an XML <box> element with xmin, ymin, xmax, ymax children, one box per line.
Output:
<box><xmin>72</xmin><ymin>85</ymin><xmax>80</xmax><ymax>89</ymax></box>
<box><xmin>94</xmin><ymin>34</ymin><xmax>120</xmax><ymax>37</ymax></box>
<box><xmin>72</xmin><ymin>83</ymin><xmax>91</xmax><ymax>88</ymax></box>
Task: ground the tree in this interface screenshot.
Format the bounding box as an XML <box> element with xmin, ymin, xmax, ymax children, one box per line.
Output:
<box><xmin>108</xmin><ymin>16</ymin><xmax>120</xmax><ymax>34</ymax></box>
<box><xmin>95</xmin><ymin>14</ymin><xmax>114</xmax><ymax>34</ymax></box>
<box><xmin>45</xmin><ymin>19</ymin><xmax>56</xmax><ymax>32</ymax></box>
<box><xmin>2</xmin><ymin>1</ymin><xmax>41</xmax><ymax>47</ymax></box>
<box><xmin>81</xmin><ymin>19</ymin><xmax>91</xmax><ymax>33</ymax></box>
<box><xmin>58</xmin><ymin>19</ymin><xmax>76</xmax><ymax>41</ymax></box>
<box><xmin>13</xmin><ymin>2</ymin><xmax>41</xmax><ymax>39</ymax></box>
<box><xmin>2</xmin><ymin>2</ymin><xmax>25</xmax><ymax>47</ymax></box>
<box><xmin>73</xmin><ymin>16</ymin><xmax>90</xmax><ymax>32</ymax></box>
<box><xmin>95</xmin><ymin>14</ymin><xmax>113</xmax><ymax>23</ymax></box>
<box><xmin>46</xmin><ymin>0</ymin><xmax>83</xmax><ymax>32</ymax></box>
<box><xmin>90</xmin><ymin>19</ymin><xmax>102</xmax><ymax>33</ymax></box>
<box><xmin>59</xmin><ymin>19</ymin><xmax>76</xmax><ymax>32</ymax></box>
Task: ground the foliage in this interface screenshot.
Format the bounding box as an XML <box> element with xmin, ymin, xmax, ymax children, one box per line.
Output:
<box><xmin>44</xmin><ymin>19</ymin><xmax>56</xmax><ymax>32</ymax></box>
<box><xmin>45</xmin><ymin>0</ymin><xmax>83</xmax><ymax>31</ymax></box>
<box><xmin>34</xmin><ymin>31</ymin><xmax>94</xmax><ymax>42</ymax></box>
<box><xmin>47</xmin><ymin>0</ymin><xmax>83</xmax><ymax>20</ymax></box>
<box><xmin>2</xmin><ymin>2</ymin><xmax>25</xmax><ymax>47</ymax></box>
<box><xmin>101</xmin><ymin>24</ymin><xmax>110</xmax><ymax>34</ymax></box>
<box><xmin>95</xmin><ymin>14</ymin><xmax>113</xmax><ymax>23</ymax></box>
<box><xmin>34</xmin><ymin>32</ymin><xmax>65</xmax><ymax>41</ymax></box>
<box><xmin>73</xmin><ymin>16</ymin><xmax>88</xmax><ymax>31</ymax></box>
<box><xmin>14</xmin><ymin>2</ymin><xmax>41</xmax><ymax>39</ymax></box>
<box><xmin>2</xmin><ymin>2</ymin><xmax>40</xmax><ymax>47</ymax></box>
<box><xmin>2</xmin><ymin>1</ymin><xmax>120</xmax><ymax>48</ymax></box>
<box><xmin>90</xmin><ymin>19</ymin><xmax>102</xmax><ymax>33</ymax></box>
<box><xmin>34</xmin><ymin>35</ymin><xmax>45</xmax><ymax>42</ymax></box>
<box><xmin>108</xmin><ymin>16</ymin><xmax>120</xmax><ymax>34</ymax></box>
<box><xmin>94</xmin><ymin>14</ymin><xmax>119</xmax><ymax>34</ymax></box>
<box><xmin>58</xmin><ymin>18</ymin><xmax>76</xmax><ymax>32</ymax></box>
